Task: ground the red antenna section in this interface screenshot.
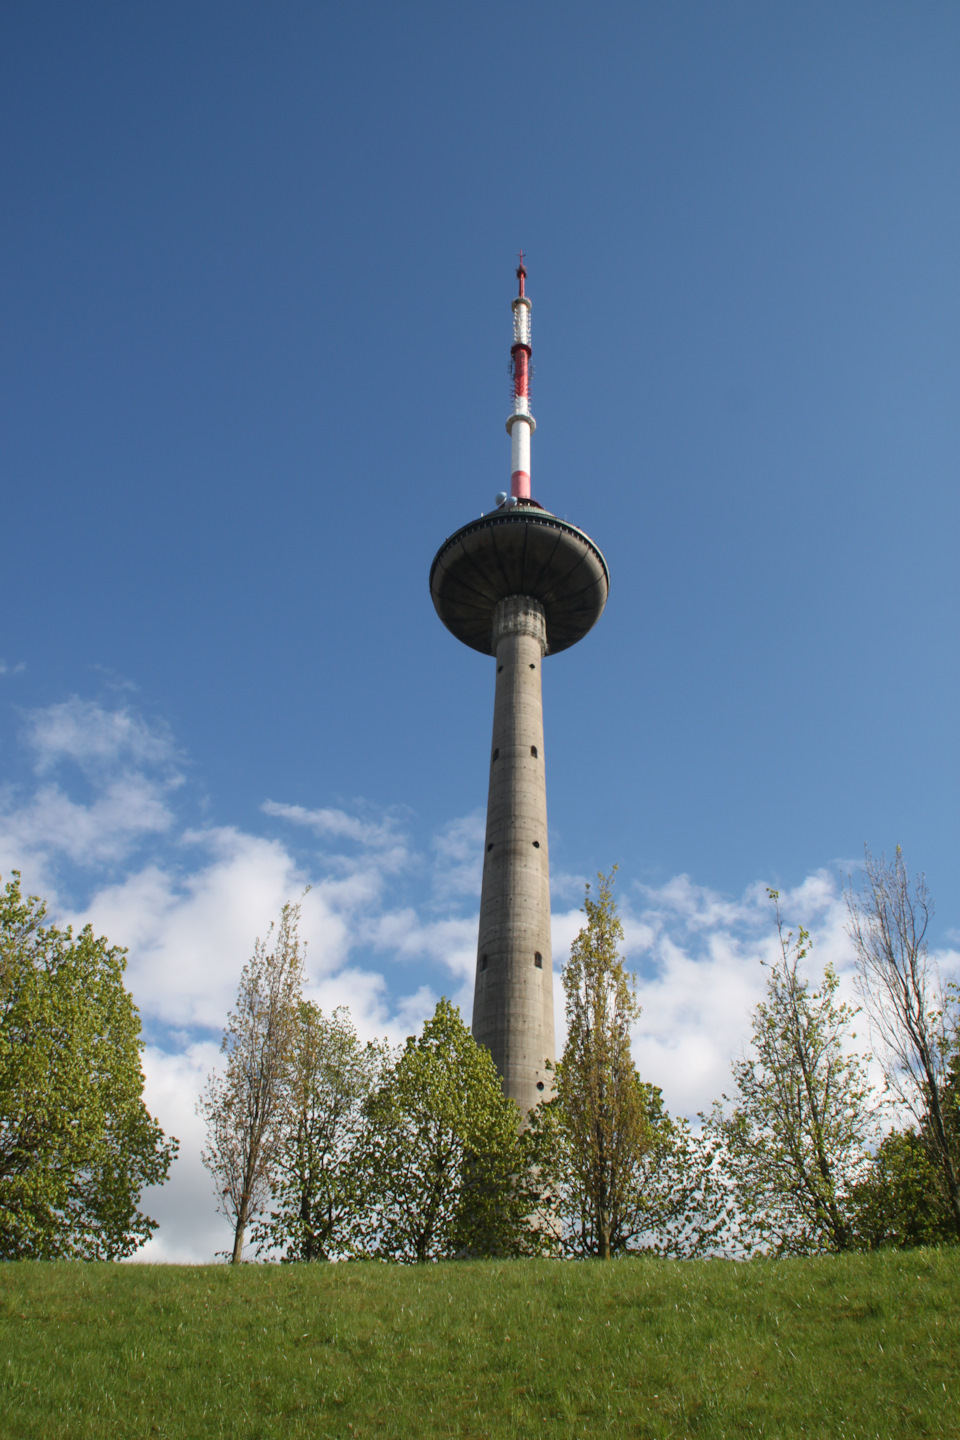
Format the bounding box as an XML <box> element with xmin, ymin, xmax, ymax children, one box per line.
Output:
<box><xmin>506</xmin><ymin>256</ymin><xmax>534</xmax><ymax>500</ymax></box>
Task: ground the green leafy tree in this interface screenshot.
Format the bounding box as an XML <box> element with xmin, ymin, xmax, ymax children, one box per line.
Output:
<box><xmin>199</xmin><ymin>897</ymin><xmax>306</xmax><ymax>1263</ymax></box>
<box><xmin>253</xmin><ymin>1003</ymin><xmax>391</xmax><ymax>1261</ymax></box>
<box><xmin>846</xmin><ymin>848</ymin><xmax>960</xmax><ymax>1238</ymax></box>
<box><xmin>853</xmin><ymin>1020</ymin><xmax>960</xmax><ymax>1249</ymax></box>
<box><xmin>533</xmin><ymin>869</ymin><xmax>683</xmax><ymax>1259</ymax></box>
<box><xmin>852</xmin><ymin>1126</ymin><xmax>956</xmax><ymax>1249</ymax></box>
<box><xmin>530</xmin><ymin>1074</ymin><xmax>718</xmax><ymax>1258</ymax></box>
<box><xmin>355</xmin><ymin>998</ymin><xmax>533</xmax><ymax>1262</ymax></box>
<box><xmin>0</xmin><ymin>872</ymin><xmax>176</xmax><ymax>1260</ymax></box>
<box><xmin>702</xmin><ymin>891</ymin><xmax>878</xmax><ymax>1256</ymax></box>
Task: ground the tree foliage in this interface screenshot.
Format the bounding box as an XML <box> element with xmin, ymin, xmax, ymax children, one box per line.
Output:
<box><xmin>851</xmin><ymin>1125</ymin><xmax>956</xmax><ymax>1249</ymax></box>
<box><xmin>0</xmin><ymin>872</ymin><xmax>176</xmax><ymax>1259</ymax></box>
<box><xmin>552</xmin><ymin>869</ymin><xmax>648</xmax><ymax>1258</ymax></box>
<box><xmin>846</xmin><ymin>847</ymin><xmax>960</xmax><ymax>1239</ymax></box>
<box><xmin>531</xmin><ymin>1076</ymin><xmax>716</xmax><ymax>1258</ymax></box>
<box><xmin>199</xmin><ymin>897</ymin><xmax>306</xmax><ymax>1262</ymax></box>
<box><xmin>252</xmin><ymin>1003</ymin><xmax>391</xmax><ymax>1261</ymax></box>
<box><xmin>530</xmin><ymin>870</ymin><xmax>707</xmax><ymax>1257</ymax></box>
<box><xmin>355</xmin><ymin>998</ymin><xmax>532</xmax><ymax>1262</ymax></box>
<box><xmin>701</xmin><ymin>892</ymin><xmax>878</xmax><ymax>1256</ymax></box>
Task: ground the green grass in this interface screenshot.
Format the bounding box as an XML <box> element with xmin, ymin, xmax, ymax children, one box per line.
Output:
<box><xmin>1</xmin><ymin>1252</ymin><xmax>958</xmax><ymax>1439</ymax></box>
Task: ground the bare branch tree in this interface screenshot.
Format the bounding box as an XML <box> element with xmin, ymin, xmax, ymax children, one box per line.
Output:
<box><xmin>199</xmin><ymin>896</ymin><xmax>307</xmax><ymax>1262</ymax></box>
<box><xmin>846</xmin><ymin>847</ymin><xmax>960</xmax><ymax>1238</ymax></box>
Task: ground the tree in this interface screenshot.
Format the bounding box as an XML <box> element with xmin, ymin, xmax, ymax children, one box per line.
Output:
<box><xmin>355</xmin><ymin>998</ymin><xmax>533</xmax><ymax>1262</ymax></box>
<box><xmin>0</xmin><ymin>872</ymin><xmax>176</xmax><ymax>1260</ymax></box>
<box><xmin>529</xmin><ymin>870</ymin><xmax>724</xmax><ymax>1259</ymax></box>
<box><xmin>846</xmin><ymin>847</ymin><xmax>960</xmax><ymax>1239</ymax></box>
<box><xmin>530</xmin><ymin>1075</ymin><xmax>717</xmax><ymax>1259</ymax></box>
<box><xmin>701</xmin><ymin>891</ymin><xmax>878</xmax><ymax>1256</ymax></box>
<box><xmin>199</xmin><ymin>897</ymin><xmax>306</xmax><ymax>1262</ymax></box>
<box><xmin>252</xmin><ymin>1003</ymin><xmax>391</xmax><ymax>1262</ymax></box>
<box><xmin>537</xmin><ymin>869</ymin><xmax>661</xmax><ymax>1259</ymax></box>
<box><xmin>852</xmin><ymin>1125</ymin><xmax>956</xmax><ymax>1250</ymax></box>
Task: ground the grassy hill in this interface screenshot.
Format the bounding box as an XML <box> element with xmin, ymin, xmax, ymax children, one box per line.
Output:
<box><xmin>1</xmin><ymin>1251</ymin><xmax>957</xmax><ymax>1438</ymax></box>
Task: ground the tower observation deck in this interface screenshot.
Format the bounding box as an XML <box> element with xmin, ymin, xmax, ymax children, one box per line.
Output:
<box><xmin>429</xmin><ymin>259</ymin><xmax>609</xmax><ymax>1115</ymax></box>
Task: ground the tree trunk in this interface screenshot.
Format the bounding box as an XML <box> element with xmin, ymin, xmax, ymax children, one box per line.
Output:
<box><xmin>921</xmin><ymin>1068</ymin><xmax>960</xmax><ymax>1239</ymax></box>
<box><xmin>231</xmin><ymin>1201</ymin><xmax>248</xmax><ymax>1263</ymax></box>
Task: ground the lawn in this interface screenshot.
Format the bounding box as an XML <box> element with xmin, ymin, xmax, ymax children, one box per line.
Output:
<box><xmin>1</xmin><ymin>1250</ymin><xmax>957</xmax><ymax>1438</ymax></box>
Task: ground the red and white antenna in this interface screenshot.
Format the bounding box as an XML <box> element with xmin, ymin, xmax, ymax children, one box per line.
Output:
<box><xmin>506</xmin><ymin>252</ymin><xmax>535</xmax><ymax>500</ymax></box>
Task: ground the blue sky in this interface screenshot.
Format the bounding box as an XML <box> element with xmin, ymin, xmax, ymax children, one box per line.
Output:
<box><xmin>2</xmin><ymin>2</ymin><xmax>958</xmax><ymax>1258</ymax></box>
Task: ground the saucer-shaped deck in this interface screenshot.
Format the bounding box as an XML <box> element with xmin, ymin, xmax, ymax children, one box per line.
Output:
<box><xmin>430</xmin><ymin>503</ymin><xmax>609</xmax><ymax>656</ymax></box>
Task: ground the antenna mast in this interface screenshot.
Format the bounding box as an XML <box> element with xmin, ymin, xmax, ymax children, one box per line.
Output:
<box><xmin>507</xmin><ymin>252</ymin><xmax>535</xmax><ymax>499</ymax></box>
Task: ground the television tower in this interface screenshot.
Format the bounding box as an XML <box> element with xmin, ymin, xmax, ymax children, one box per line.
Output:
<box><xmin>430</xmin><ymin>258</ymin><xmax>609</xmax><ymax>1113</ymax></box>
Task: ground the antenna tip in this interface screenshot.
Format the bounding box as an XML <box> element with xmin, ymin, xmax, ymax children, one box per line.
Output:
<box><xmin>516</xmin><ymin>249</ymin><xmax>526</xmax><ymax>297</ymax></box>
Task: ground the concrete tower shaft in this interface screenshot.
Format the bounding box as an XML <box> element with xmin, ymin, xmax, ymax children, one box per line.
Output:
<box><xmin>473</xmin><ymin>596</ymin><xmax>554</xmax><ymax>1114</ymax></box>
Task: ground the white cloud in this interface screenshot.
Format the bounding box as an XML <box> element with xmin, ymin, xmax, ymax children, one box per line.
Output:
<box><xmin>429</xmin><ymin>810</ymin><xmax>485</xmax><ymax>901</ymax></box>
<box><xmin>546</xmin><ymin>870</ymin><xmax>864</xmax><ymax>1119</ymax></box>
<box><xmin>136</xmin><ymin>1041</ymin><xmax>225</xmax><ymax>1263</ymax></box>
<box><xmin>2</xmin><ymin>775</ymin><xmax>176</xmax><ymax>867</ymax></box>
<box><xmin>0</xmin><ymin>700</ymin><xmax>182</xmax><ymax>884</ymax></box>
<box><xmin>76</xmin><ymin>829</ymin><xmax>313</xmax><ymax>1031</ymax></box>
<box><xmin>633</xmin><ymin>872</ymin><xmax>769</xmax><ymax>935</ymax></box>
<box><xmin>262</xmin><ymin>799</ymin><xmax>404</xmax><ymax>852</ymax></box>
<box><xmin>24</xmin><ymin>697</ymin><xmax>179</xmax><ymax>777</ymax></box>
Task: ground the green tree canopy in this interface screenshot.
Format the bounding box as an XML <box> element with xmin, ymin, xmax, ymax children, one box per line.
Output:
<box><xmin>0</xmin><ymin>872</ymin><xmax>177</xmax><ymax>1260</ymax></box>
<box><xmin>852</xmin><ymin>1126</ymin><xmax>956</xmax><ymax>1249</ymax></box>
<box><xmin>355</xmin><ymin>998</ymin><xmax>533</xmax><ymax>1261</ymax></box>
